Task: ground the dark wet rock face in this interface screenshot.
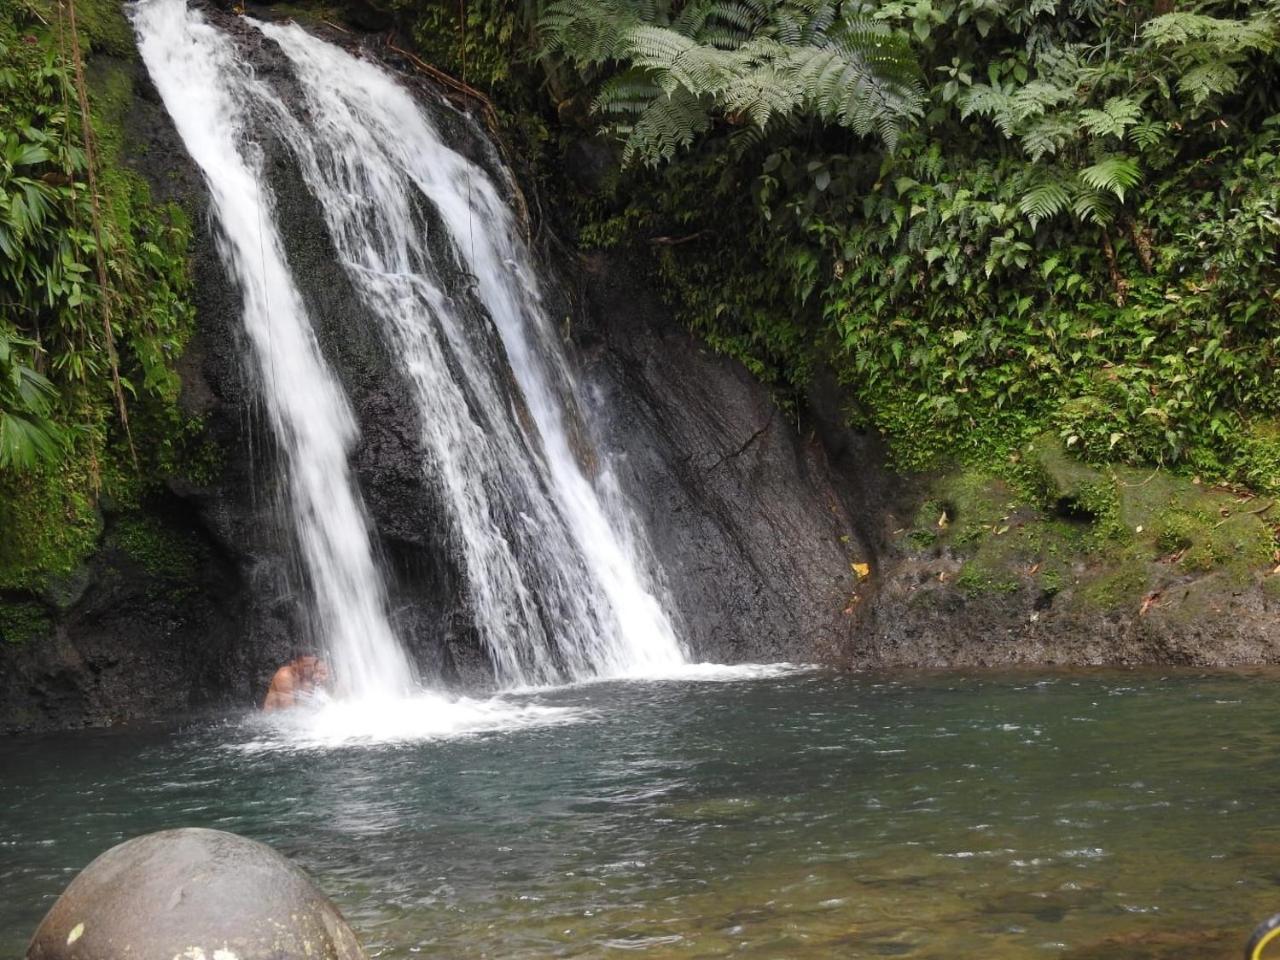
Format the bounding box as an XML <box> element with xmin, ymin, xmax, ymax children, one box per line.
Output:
<box><xmin>26</xmin><ymin>828</ymin><xmax>366</xmax><ymax>960</ymax></box>
<box><xmin>0</xmin><ymin>500</ymin><xmax>244</xmax><ymax>733</ymax></box>
<box><xmin>574</xmin><ymin>253</ymin><xmax>868</xmax><ymax>663</ymax></box>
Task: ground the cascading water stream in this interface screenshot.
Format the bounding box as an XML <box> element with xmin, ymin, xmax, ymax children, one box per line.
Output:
<box><xmin>130</xmin><ymin>0</ymin><xmax>416</xmax><ymax>699</ymax></box>
<box><xmin>251</xmin><ymin>21</ymin><xmax>685</xmax><ymax>685</ymax></box>
<box><xmin>130</xmin><ymin>0</ymin><xmax>686</xmax><ymax>699</ymax></box>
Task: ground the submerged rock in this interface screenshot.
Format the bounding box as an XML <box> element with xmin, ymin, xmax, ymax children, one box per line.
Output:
<box><xmin>26</xmin><ymin>828</ymin><xmax>366</xmax><ymax>960</ymax></box>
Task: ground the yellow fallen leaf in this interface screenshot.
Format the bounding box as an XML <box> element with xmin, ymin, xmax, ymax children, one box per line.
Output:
<box><xmin>851</xmin><ymin>562</ymin><xmax>871</xmax><ymax>581</ymax></box>
<box><xmin>937</xmin><ymin>511</ymin><xmax>950</xmax><ymax>529</ymax></box>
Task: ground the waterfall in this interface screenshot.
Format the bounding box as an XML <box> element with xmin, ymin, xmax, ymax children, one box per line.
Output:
<box><xmin>130</xmin><ymin>0</ymin><xmax>416</xmax><ymax>699</ymax></box>
<box><xmin>130</xmin><ymin>0</ymin><xmax>685</xmax><ymax>691</ymax></box>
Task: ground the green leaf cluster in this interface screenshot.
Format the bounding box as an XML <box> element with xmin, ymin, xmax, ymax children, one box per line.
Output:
<box><xmin>1</xmin><ymin>0</ymin><xmax>199</xmax><ymax>589</ymax></box>
<box><xmin>541</xmin><ymin>0</ymin><xmax>925</xmax><ymax>164</ymax></box>
<box><xmin>549</xmin><ymin>0</ymin><xmax>1280</xmax><ymax>491</ymax></box>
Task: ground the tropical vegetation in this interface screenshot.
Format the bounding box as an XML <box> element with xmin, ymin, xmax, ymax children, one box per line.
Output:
<box><xmin>0</xmin><ymin>0</ymin><xmax>196</xmax><ymax>589</ymax></box>
<box><xmin>524</xmin><ymin>0</ymin><xmax>1280</xmax><ymax>489</ymax></box>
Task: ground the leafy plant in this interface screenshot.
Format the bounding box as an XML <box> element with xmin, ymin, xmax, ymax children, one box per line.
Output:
<box><xmin>0</xmin><ymin>330</ymin><xmax>65</xmax><ymax>468</ymax></box>
<box><xmin>541</xmin><ymin>0</ymin><xmax>925</xmax><ymax>163</ymax></box>
<box><xmin>0</xmin><ymin>0</ymin><xmax>198</xmax><ymax>589</ymax></box>
<box><xmin>543</xmin><ymin>0</ymin><xmax>1280</xmax><ymax>491</ymax></box>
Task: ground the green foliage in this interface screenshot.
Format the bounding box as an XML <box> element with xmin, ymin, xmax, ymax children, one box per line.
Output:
<box><xmin>1</xmin><ymin>0</ymin><xmax>199</xmax><ymax>592</ymax></box>
<box><xmin>800</xmin><ymin>120</ymin><xmax>1280</xmax><ymax>475</ymax></box>
<box><xmin>0</xmin><ymin>461</ymin><xmax>101</xmax><ymax>591</ymax></box>
<box><xmin>0</xmin><ymin>329</ymin><xmax>65</xmax><ymax>467</ymax></box>
<box><xmin>107</xmin><ymin>512</ymin><xmax>200</xmax><ymax>580</ymax></box>
<box><xmin>394</xmin><ymin>0</ymin><xmax>542</xmax><ymax>99</ymax></box>
<box><xmin>0</xmin><ymin>599</ymin><xmax>52</xmax><ymax>644</ymax></box>
<box><xmin>550</xmin><ymin>0</ymin><xmax>1280</xmax><ymax>493</ymax></box>
<box><xmin>541</xmin><ymin>0</ymin><xmax>924</xmax><ymax>164</ymax></box>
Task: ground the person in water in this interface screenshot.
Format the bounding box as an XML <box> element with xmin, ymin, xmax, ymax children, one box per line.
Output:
<box><xmin>262</xmin><ymin>652</ymin><xmax>331</xmax><ymax>711</ymax></box>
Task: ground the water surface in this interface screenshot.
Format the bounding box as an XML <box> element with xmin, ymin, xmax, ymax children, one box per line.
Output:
<box><xmin>2</xmin><ymin>670</ymin><xmax>1277</xmax><ymax>958</ymax></box>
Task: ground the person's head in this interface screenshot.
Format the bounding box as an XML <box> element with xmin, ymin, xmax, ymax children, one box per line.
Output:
<box><xmin>291</xmin><ymin>650</ymin><xmax>319</xmax><ymax>682</ymax></box>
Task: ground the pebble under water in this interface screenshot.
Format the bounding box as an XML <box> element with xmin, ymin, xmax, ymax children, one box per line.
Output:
<box><xmin>2</xmin><ymin>669</ymin><xmax>1279</xmax><ymax>959</ymax></box>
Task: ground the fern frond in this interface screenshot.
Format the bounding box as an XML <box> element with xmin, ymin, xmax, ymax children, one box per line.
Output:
<box><xmin>1079</xmin><ymin>156</ymin><xmax>1141</xmax><ymax>202</ymax></box>
<box><xmin>1019</xmin><ymin>180</ymin><xmax>1072</xmax><ymax>227</ymax></box>
<box><xmin>1021</xmin><ymin>116</ymin><xmax>1076</xmax><ymax>162</ymax></box>
<box><xmin>1127</xmin><ymin>118</ymin><xmax>1166</xmax><ymax>150</ymax></box>
<box><xmin>594</xmin><ymin>69</ymin><xmax>663</xmax><ymax>117</ymax></box>
<box><xmin>1178</xmin><ymin>61</ymin><xmax>1241</xmax><ymax>104</ymax></box>
<box><xmin>1143</xmin><ymin>11</ymin><xmax>1278</xmax><ymax>54</ymax></box>
<box><xmin>540</xmin><ymin>0</ymin><xmax>923</xmax><ymax>164</ymax></box>
<box><xmin>623</xmin><ymin>86</ymin><xmax>714</xmax><ymax>165</ymax></box>
<box><xmin>540</xmin><ymin>0</ymin><xmax>640</xmax><ymax>63</ymax></box>
<box><xmin>1071</xmin><ymin>187</ymin><xmax>1115</xmax><ymax>225</ymax></box>
<box><xmin>1078</xmin><ymin>96</ymin><xmax>1141</xmax><ymax>139</ymax></box>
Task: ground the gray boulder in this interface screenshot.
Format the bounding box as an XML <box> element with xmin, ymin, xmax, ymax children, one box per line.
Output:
<box><xmin>27</xmin><ymin>828</ymin><xmax>366</xmax><ymax>960</ymax></box>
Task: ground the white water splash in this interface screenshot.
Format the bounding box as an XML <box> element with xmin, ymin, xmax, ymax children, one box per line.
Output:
<box><xmin>235</xmin><ymin>694</ymin><xmax>584</xmax><ymax>751</ymax></box>
<box><xmin>249</xmin><ymin>21</ymin><xmax>686</xmax><ymax>685</ymax></box>
<box><xmin>612</xmin><ymin>662</ymin><xmax>816</xmax><ymax>683</ymax></box>
<box><xmin>130</xmin><ymin>0</ymin><xmax>415</xmax><ymax>699</ymax></box>
<box><xmin>233</xmin><ymin>665</ymin><xmax>811</xmax><ymax>751</ymax></box>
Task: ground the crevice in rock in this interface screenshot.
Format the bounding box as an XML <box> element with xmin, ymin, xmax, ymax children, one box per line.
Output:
<box><xmin>706</xmin><ymin>410</ymin><xmax>775</xmax><ymax>474</ymax></box>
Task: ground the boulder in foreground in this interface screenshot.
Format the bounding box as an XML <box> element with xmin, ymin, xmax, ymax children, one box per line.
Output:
<box><xmin>27</xmin><ymin>827</ymin><xmax>366</xmax><ymax>960</ymax></box>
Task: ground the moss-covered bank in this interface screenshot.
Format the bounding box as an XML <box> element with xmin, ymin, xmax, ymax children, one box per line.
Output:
<box><xmin>1</xmin><ymin>0</ymin><xmax>212</xmax><ymax>631</ymax></box>
<box><xmin>845</xmin><ymin>436</ymin><xmax>1280</xmax><ymax>667</ymax></box>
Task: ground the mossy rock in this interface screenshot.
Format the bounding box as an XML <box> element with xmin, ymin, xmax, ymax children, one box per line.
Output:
<box><xmin>105</xmin><ymin>512</ymin><xmax>202</xmax><ymax>580</ymax></box>
<box><xmin>1075</xmin><ymin>553</ymin><xmax>1151</xmax><ymax>613</ymax></box>
<box><xmin>0</xmin><ymin>600</ymin><xmax>54</xmax><ymax>646</ymax></box>
<box><xmin>1261</xmin><ymin>572</ymin><xmax>1280</xmax><ymax>602</ymax></box>
<box><xmin>0</xmin><ymin>467</ymin><xmax>103</xmax><ymax>593</ymax></box>
<box><xmin>905</xmin><ymin>468</ymin><xmax>1019</xmax><ymax>555</ymax></box>
<box><xmin>1024</xmin><ymin>435</ymin><xmax>1121</xmax><ymax>534</ymax></box>
<box><xmin>901</xmin><ymin>444</ymin><xmax>1277</xmax><ymax>616</ymax></box>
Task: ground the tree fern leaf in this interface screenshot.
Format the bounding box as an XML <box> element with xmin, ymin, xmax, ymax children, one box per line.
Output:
<box><xmin>1019</xmin><ymin>181</ymin><xmax>1071</xmax><ymax>227</ymax></box>
<box><xmin>1080</xmin><ymin>156</ymin><xmax>1141</xmax><ymax>202</ymax></box>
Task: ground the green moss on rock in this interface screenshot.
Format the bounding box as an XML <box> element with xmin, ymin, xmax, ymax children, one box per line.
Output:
<box><xmin>0</xmin><ymin>600</ymin><xmax>54</xmax><ymax>646</ymax></box>
<box><xmin>107</xmin><ymin>512</ymin><xmax>202</xmax><ymax>580</ymax></box>
<box><xmin>0</xmin><ymin>466</ymin><xmax>103</xmax><ymax>592</ymax></box>
<box><xmin>901</xmin><ymin>440</ymin><xmax>1277</xmax><ymax>613</ymax></box>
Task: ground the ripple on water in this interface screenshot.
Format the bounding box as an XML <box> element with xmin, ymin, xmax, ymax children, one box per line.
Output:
<box><xmin>3</xmin><ymin>669</ymin><xmax>1280</xmax><ymax>960</ymax></box>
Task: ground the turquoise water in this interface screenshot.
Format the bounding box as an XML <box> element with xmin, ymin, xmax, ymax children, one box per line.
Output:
<box><xmin>2</xmin><ymin>670</ymin><xmax>1279</xmax><ymax>958</ymax></box>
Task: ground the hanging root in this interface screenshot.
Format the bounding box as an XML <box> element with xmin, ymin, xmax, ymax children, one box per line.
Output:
<box><xmin>61</xmin><ymin>0</ymin><xmax>137</xmax><ymax>468</ymax></box>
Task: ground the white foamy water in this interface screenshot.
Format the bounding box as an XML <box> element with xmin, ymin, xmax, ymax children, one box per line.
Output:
<box><xmin>616</xmin><ymin>661</ymin><xmax>816</xmax><ymax>682</ymax></box>
<box><xmin>130</xmin><ymin>0</ymin><xmax>416</xmax><ymax>700</ymax></box>
<box><xmin>249</xmin><ymin>20</ymin><xmax>685</xmax><ymax>684</ymax></box>
<box><xmin>235</xmin><ymin>665</ymin><xmax>808</xmax><ymax>750</ymax></box>
<box><xmin>235</xmin><ymin>694</ymin><xmax>584</xmax><ymax>751</ymax></box>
